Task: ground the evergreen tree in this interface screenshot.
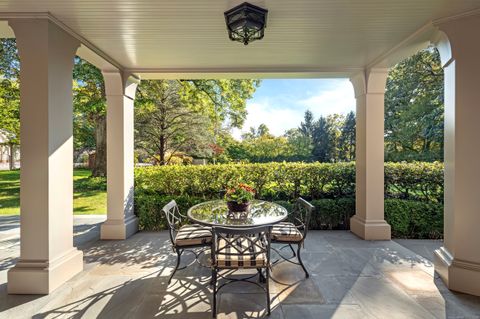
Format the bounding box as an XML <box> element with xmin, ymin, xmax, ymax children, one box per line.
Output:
<box><xmin>299</xmin><ymin>110</ymin><xmax>315</xmax><ymax>139</ymax></box>
<box><xmin>312</xmin><ymin>116</ymin><xmax>334</xmax><ymax>162</ymax></box>
<box><xmin>339</xmin><ymin>111</ymin><xmax>356</xmax><ymax>161</ymax></box>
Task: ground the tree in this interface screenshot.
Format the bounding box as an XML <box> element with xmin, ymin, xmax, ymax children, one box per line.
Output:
<box><xmin>135</xmin><ymin>80</ymin><xmax>212</xmax><ymax>165</ymax></box>
<box><xmin>0</xmin><ymin>39</ymin><xmax>20</xmax><ymax>170</ymax></box>
<box><xmin>0</xmin><ymin>80</ymin><xmax>20</xmax><ymax>169</ymax></box>
<box><xmin>299</xmin><ymin>110</ymin><xmax>315</xmax><ymax>139</ymax></box>
<box><xmin>72</xmin><ymin>57</ymin><xmax>107</xmax><ymax>176</ymax></box>
<box><xmin>241</xmin><ymin>124</ymin><xmax>272</xmax><ymax>140</ymax></box>
<box><xmin>179</xmin><ymin>80</ymin><xmax>260</xmax><ymax>129</ymax></box>
<box><xmin>325</xmin><ymin>114</ymin><xmax>345</xmax><ymax>162</ymax></box>
<box><xmin>284</xmin><ymin>128</ymin><xmax>313</xmax><ymax>161</ymax></box>
<box><xmin>339</xmin><ymin>111</ymin><xmax>356</xmax><ymax>161</ymax></box>
<box><xmin>385</xmin><ymin>47</ymin><xmax>444</xmax><ymax>162</ymax></box>
<box><xmin>312</xmin><ymin>116</ymin><xmax>334</xmax><ymax>162</ymax></box>
<box><xmin>178</xmin><ymin>79</ymin><xmax>260</xmax><ymax>163</ymax></box>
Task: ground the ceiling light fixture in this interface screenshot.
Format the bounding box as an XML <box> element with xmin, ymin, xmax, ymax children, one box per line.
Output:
<box><xmin>224</xmin><ymin>2</ymin><xmax>268</xmax><ymax>45</ymax></box>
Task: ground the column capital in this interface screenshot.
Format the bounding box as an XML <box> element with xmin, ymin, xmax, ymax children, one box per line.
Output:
<box><xmin>8</xmin><ymin>19</ymin><xmax>80</xmax><ymax>60</ymax></box>
<box><xmin>102</xmin><ymin>70</ymin><xmax>140</xmax><ymax>99</ymax></box>
<box><xmin>433</xmin><ymin>13</ymin><xmax>480</xmax><ymax>68</ymax></box>
<box><xmin>349</xmin><ymin>68</ymin><xmax>389</xmax><ymax>98</ymax></box>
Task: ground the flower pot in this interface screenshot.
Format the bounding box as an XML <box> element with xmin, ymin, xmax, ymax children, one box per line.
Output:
<box><xmin>226</xmin><ymin>201</ymin><xmax>250</xmax><ymax>212</ymax></box>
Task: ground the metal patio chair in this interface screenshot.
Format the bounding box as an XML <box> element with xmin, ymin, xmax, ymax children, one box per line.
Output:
<box><xmin>162</xmin><ymin>200</ymin><xmax>212</xmax><ymax>284</ymax></box>
<box><xmin>211</xmin><ymin>225</ymin><xmax>272</xmax><ymax>317</ymax></box>
<box><xmin>271</xmin><ymin>197</ymin><xmax>313</xmax><ymax>277</ymax></box>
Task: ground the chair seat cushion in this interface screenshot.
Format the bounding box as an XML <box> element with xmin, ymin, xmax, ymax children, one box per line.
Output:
<box><xmin>216</xmin><ymin>237</ymin><xmax>267</xmax><ymax>268</ymax></box>
<box><xmin>271</xmin><ymin>222</ymin><xmax>303</xmax><ymax>242</ymax></box>
<box><xmin>175</xmin><ymin>224</ymin><xmax>212</xmax><ymax>247</ymax></box>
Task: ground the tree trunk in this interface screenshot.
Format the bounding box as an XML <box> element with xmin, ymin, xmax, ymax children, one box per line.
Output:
<box><xmin>8</xmin><ymin>143</ymin><xmax>15</xmax><ymax>170</ymax></box>
<box><xmin>159</xmin><ymin>134</ymin><xmax>166</xmax><ymax>165</ymax></box>
<box><xmin>92</xmin><ymin>115</ymin><xmax>107</xmax><ymax>177</ymax></box>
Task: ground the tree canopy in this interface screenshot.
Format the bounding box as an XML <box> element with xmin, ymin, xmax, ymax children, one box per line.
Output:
<box><xmin>385</xmin><ymin>47</ymin><xmax>444</xmax><ymax>162</ymax></box>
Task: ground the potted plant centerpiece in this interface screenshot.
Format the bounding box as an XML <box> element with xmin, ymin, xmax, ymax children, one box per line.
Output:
<box><xmin>225</xmin><ymin>183</ymin><xmax>255</xmax><ymax>213</ymax></box>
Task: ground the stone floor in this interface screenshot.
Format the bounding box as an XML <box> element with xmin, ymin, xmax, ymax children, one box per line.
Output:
<box><xmin>0</xmin><ymin>220</ymin><xmax>480</xmax><ymax>318</ymax></box>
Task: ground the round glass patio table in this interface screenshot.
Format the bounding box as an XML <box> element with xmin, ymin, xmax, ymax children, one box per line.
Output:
<box><xmin>187</xmin><ymin>199</ymin><xmax>288</xmax><ymax>227</ymax></box>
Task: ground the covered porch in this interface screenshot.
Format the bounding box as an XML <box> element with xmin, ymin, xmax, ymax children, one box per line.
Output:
<box><xmin>0</xmin><ymin>0</ymin><xmax>480</xmax><ymax>307</ymax></box>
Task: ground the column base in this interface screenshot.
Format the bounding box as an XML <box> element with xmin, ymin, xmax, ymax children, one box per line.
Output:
<box><xmin>7</xmin><ymin>248</ymin><xmax>83</xmax><ymax>294</ymax></box>
<box><xmin>350</xmin><ymin>215</ymin><xmax>391</xmax><ymax>240</ymax></box>
<box><xmin>434</xmin><ymin>247</ymin><xmax>480</xmax><ymax>296</ymax></box>
<box><xmin>100</xmin><ymin>215</ymin><xmax>138</xmax><ymax>240</ymax></box>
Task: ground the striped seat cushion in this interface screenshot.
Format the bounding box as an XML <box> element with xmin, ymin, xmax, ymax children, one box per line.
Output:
<box><xmin>215</xmin><ymin>237</ymin><xmax>267</xmax><ymax>268</ymax></box>
<box><xmin>271</xmin><ymin>222</ymin><xmax>303</xmax><ymax>242</ymax></box>
<box><xmin>175</xmin><ymin>224</ymin><xmax>212</xmax><ymax>247</ymax></box>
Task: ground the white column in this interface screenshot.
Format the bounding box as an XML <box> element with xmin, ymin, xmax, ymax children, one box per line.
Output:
<box><xmin>433</xmin><ymin>14</ymin><xmax>480</xmax><ymax>296</ymax></box>
<box><xmin>100</xmin><ymin>71</ymin><xmax>139</xmax><ymax>240</ymax></box>
<box><xmin>349</xmin><ymin>69</ymin><xmax>391</xmax><ymax>240</ymax></box>
<box><xmin>7</xmin><ymin>19</ymin><xmax>83</xmax><ymax>294</ymax></box>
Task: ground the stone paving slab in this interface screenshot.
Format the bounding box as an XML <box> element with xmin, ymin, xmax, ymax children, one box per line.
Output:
<box><xmin>0</xmin><ymin>230</ymin><xmax>480</xmax><ymax>318</ymax></box>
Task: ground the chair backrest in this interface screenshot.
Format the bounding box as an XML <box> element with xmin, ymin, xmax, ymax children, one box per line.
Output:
<box><xmin>211</xmin><ymin>225</ymin><xmax>272</xmax><ymax>267</ymax></box>
<box><xmin>162</xmin><ymin>200</ymin><xmax>184</xmax><ymax>245</ymax></box>
<box><xmin>293</xmin><ymin>197</ymin><xmax>314</xmax><ymax>239</ymax></box>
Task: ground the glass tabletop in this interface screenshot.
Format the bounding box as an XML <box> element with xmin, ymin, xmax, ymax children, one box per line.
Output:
<box><xmin>187</xmin><ymin>199</ymin><xmax>288</xmax><ymax>227</ymax></box>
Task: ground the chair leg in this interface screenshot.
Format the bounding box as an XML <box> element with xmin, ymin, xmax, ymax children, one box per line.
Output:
<box><xmin>257</xmin><ymin>268</ymin><xmax>266</xmax><ymax>283</ymax></box>
<box><xmin>265</xmin><ymin>266</ymin><xmax>271</xmax><ymax>316</ymax></box>
<box><xmin>212</xmin><ymin>269</ymin><xmax>217</xmax><ymax>318</ymax></box>
<box><xmin>297</xmin><ymin>243</ymin><xmax>309</xmax><ymax>278</ymax></box>
<box><xmin>288</xmin><ymin>244</ymin><xmax>296</xmax><ymax>258</ymax></box>
<box><xmin>168</xmin><ymin>248</ymin><xmax>182</xmax><ymax>284</ymax></box>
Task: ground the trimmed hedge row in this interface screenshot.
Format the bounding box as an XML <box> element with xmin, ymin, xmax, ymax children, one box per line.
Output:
<box><xmin>134</xmin><ymin>162</ymin><xmax>444</xmax><ymax>238</ymax></box>
<box><xmin>134</xmin><ymin>193</ymin><xmax>355</xmax><ymax>232</ymax></box>
<box><xmin>135</xmin><ymin>161</ymin><xmax>443</xmax><ymax>202</ymax></box>
<box><xmin>134</xmin><ymin>193</ymin><xmax>443</xmax><ymax>239</ymax></box>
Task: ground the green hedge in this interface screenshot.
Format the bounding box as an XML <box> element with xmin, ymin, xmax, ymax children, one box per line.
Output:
<box><xmin>134</xmin><ymin>193</ymin><xmax>356</xmax><ymax>232</ymax></box>
<box><xmin>136</xmin><ymin>162</ymin><xmax>443</xmax><ymax>201</ymax></box>
<box><xmin>385</xmin><ymin>199</ymin><xmax>443</xmax><ymax>239</ymax></box>
<box><xmin>134</xmin><ymin>162</ymin><xmax>444</xmax><ymax>238</ymax></box>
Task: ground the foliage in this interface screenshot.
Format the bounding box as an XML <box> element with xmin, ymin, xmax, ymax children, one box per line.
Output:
<box><xmin>134</xmin><ymin>161</ymin><xmax>444</xmax><ymax>237</ymax></box>
<box><xmin>135</xmin><ymin>79</ymin><xmax>260</xmax><ymax>164</ymax></box>
<box><xmin>0</xmin><ymin>39</ymin><xmax>20</xmax><ymax>146</ymax></box>
<box><xmin>134</xmin><ymin>162</ymin><xmax>445</xmax><ymax>238</ymax></box>
<box><xmin>135</xmin><ymin>80</ymin><xmax>213</xmax><ymax>164</ymax></box>
<box><xmin>224</xmin><ymin>183</ymin><xmax>256</xmax><ymax>203</ymax></box>
<box><xmin>72</xmin><ymin>57</ymin><xmax>107</xmax><ymax>176</ymax></box>
<box><xmin>385</xmin><ymin>47</ymin><xmax>444</xmax><ymax>162</ymax></box>
<box><xmin>384</xmin><ymin>161</ymin><xmax>444</xmax><ymax>202</ymax></box>
<box><xmin>135</xmin><ymin>161</ymin><xmax>443</xmax><ymax>202</ymax></box>
<box><xmin>179</xmin><ymin>79</ymin><xmax>260</xmax><ymax>130</ymax></box>
<box><xmin>0</xmin><ymin>79</ymin><xmax>20</xmax><ymax>144</ymax></box>
<box><xmin>135</xmin><ymin>188</ymin><xmax>442</xmax><ymax>239</ymax></box>
<box><xmin>0</xmin><ymin>39</ymin><xmax>19</xmax><ymax>79</ymax></box>
<box><xmin>385</xmin><ymin>199</ymin><xmax>443</xmax><ymax>239</ymax></box>
<box><xmin>338</xmin><ymin>111</ymin><xmax>356</xmax><ymax>161</ymax></box>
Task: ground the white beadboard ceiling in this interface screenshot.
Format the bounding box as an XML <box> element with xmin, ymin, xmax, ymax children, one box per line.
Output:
<box><xmin>0</xmin><ymin>0</ymin><xmax>479</xmax><ymax>78</ymax></box>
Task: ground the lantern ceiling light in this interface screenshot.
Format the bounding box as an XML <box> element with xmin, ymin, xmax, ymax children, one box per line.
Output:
<box><xmin>224</xmin><ymin>2</ymin><xmax>268</xmax><ymax>45</ymax></box>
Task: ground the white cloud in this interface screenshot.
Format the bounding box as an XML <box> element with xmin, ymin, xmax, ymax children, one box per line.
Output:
<box><xmin>232</xmin><ymin>79</ymin><xmax>356</xmax><ymax>140</ymax></box>
<box><xmin>232</xmin><ymin>101</ymin><xmax>304</xmax><ymax>139</ymax></box>
<box><xmin>298</xmin><ymin>79</ymin><xmax>355</xmax><ymax>117</ymax></box>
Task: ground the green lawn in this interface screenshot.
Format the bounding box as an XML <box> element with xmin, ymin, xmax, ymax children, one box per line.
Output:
<box><xmin>0</xmin><ymin>169</ymin><xmax>106</xmax><ymax>215</ymax></box>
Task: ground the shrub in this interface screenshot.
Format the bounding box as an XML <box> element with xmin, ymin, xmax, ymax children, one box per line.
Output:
<box><xmin>385</xmin><ymin>199</ymin><xmax>443</xmax><ymax>239</ymax></box>
<box><xmin>310</xmin><ymin>198</ymin><xmax>356</xmax><ymax>230</ymax></box>
<box><xmin>134</xmin><ymin>162</ymin><xmax>444</xmax><ymax>238</ymax></box>
<box><xmin>385</xmin><ymin>161</ymin><xmax>443</xmax><ymax>202</ymax></box>
<box><xmin>135</xmin><ymin>192</ymin><xmax>205</xmax><ymax>231</ymax></box>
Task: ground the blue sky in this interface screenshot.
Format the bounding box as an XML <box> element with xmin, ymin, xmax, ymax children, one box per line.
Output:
<box><xmin>232</xmin><ymin>79</ymin><xmax>356</xmax><ymax>139</ymax></box>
